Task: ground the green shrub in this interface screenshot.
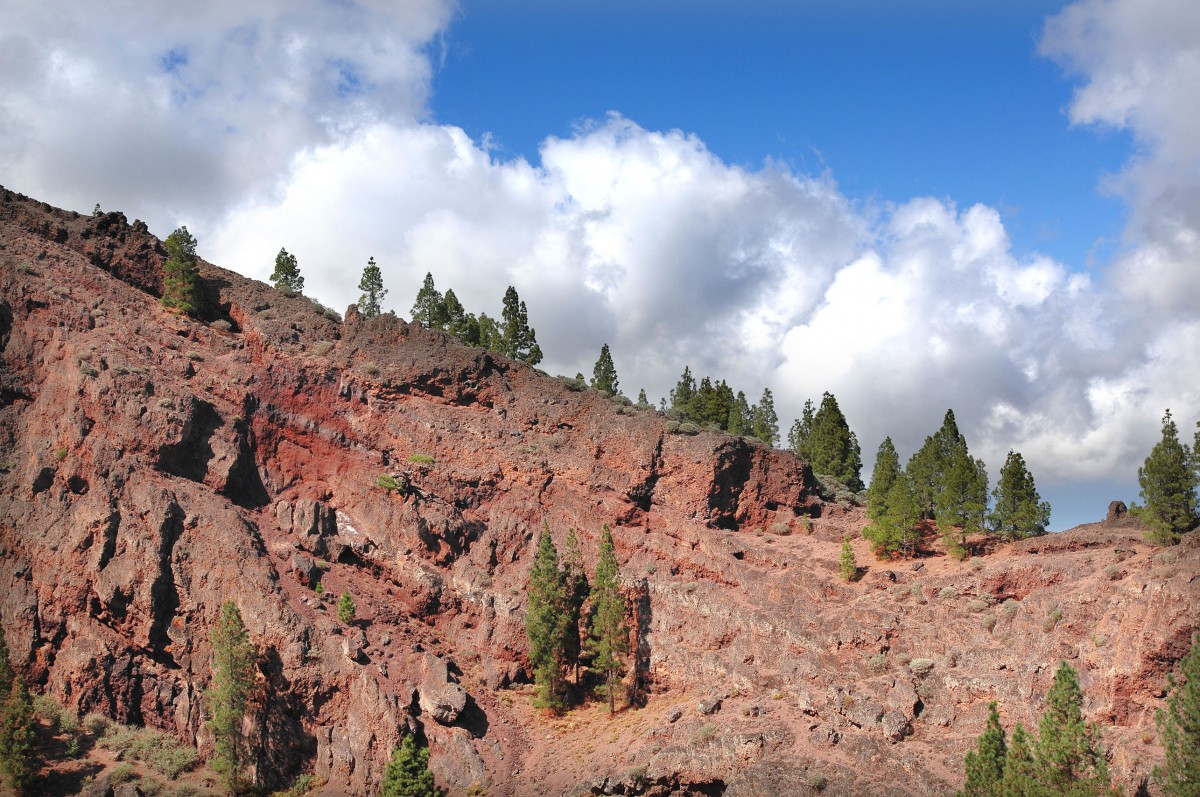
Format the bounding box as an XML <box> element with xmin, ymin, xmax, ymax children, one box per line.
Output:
<box><xmin>808</xmin><ymin>772</ymin><xmax>828</xmax><ymax>791</ymax></box>
<box><xmin>408</xmin><ymin>454</ymin><xmax>435</xmax><ymax>465</ymax></box>
<box><xmin>868</xmin><ymin>653</ymin><xmax>888</xmax><ymax>672</ymax></box>
<box><xmin>55</xmin><ymin>447</ymin><xmax>68</xmax><ymax>462</ymax></box>
<box><xmin>981</xmin><ymin>615</ymin><xmax>998</xmax><ymax>632</ymax></box>
<box><xmin>312</xmin><ymin>340</ymin><xmax>334</xmax><ymax>357</ymax></box>
<box><xmin>1001</xmin><ymin>599</ymin><xmax>1019</xmax><ymax>619</ymax></box>
<box><xmin>33</xmin><ymin>694</ymin><xmax>62</xmax><ymax>727</ymax></box>
<box><xmin>80</xmin><ymin>363</ymin><xmax>99</xmax><ymax>378</ymax></box>
<box><xmin>99</xmin><ymin>726</ymin><xmax>199</xmax><ymax>779</ymax></box>
<box><xmin>110</xmin><ymin>763</ymin><xmax>138</xmax><ymax>784</ymax></box>
<box><xmin>271</xmin><ymin>773</ymin><xmax>322</xmax><ymax>797</ymax></box>
<box><xmin>938</xmin><ymin>586</ymin><xmax>957</xmax><ymax>601</ymax></box>
<box><xmin>83</xmin><ymin>712</ymin><xmax>111</xmax><ymax>737</ymax></box>
<box><xmin>377</xmin><ymin>473</ymin><xmax>405</xmax><ymax>491</ymax></box>
<box><xmin>338</xmin><ymin>592</ymin><xmax>356</xmax><ymax>625</ymax></box>
<box><xmin>694</xmin><ymin>723</ymin><xmax>719</xmax><ymax>744</ymax></box>
<box><xmin>1103</xmin><ymin>564</ymin><xmax>1123</xmax><ymax>580</ymax></box>
<box><xmin>363</xmin><ymin>361</ymin><xmax>379</xmax><ymax>376</ymax></box>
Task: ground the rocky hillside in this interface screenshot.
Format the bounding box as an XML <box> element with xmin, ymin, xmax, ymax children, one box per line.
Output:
<box><xmin>0</xmin><ymin>186</ymin><xmax>1196</xmax><ymax>797</ymax></box>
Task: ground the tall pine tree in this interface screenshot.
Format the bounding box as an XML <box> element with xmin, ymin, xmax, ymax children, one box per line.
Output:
<box><xmin>788</xmin><ymin>399</ymin><xmax>816</xmax><ymax>459</ymax></box>
<box><xmin>864</xmin><ymin>469</ymin><xmax>922</xmax><ymax>558</ymax></box>
<box><xmin>379</xmin><ymin>734</ymin><xmax>446</xmax><ymax>797</ymax></box>
<box><xmin>807</xmin><ymin>392</ymin><xmax>863</xmax><ymax>490</ymax></box>
<box><xmin>591</xmin><ymin>344</ymin><xmax>619</xmax><ymax>396</ymax></box>
<box><xmin>1154</xmin><ymin>633</ymin><xmax>1200</xmax><ymax>796</ymax></box>
<box><xmin>526</xmin><ymin>525</ymin><xmax>568</xmax><ymax>710</ymax></box>
<box><xmin>999</xmin><ymin>724</ymin><xmax>1039</xmax><ymax>797</ymax></box>
<box><xmin>410</xmin><ymin>272</ymin><xmax>448</xmax><ymax>330</ymax></box>
<box><xmin>499</xmin><ymin>286</ymin><xmax>543</xmax><ymax>364</ymax></box>
<box><xmin>866</xmin><ymin>437</ymin><xmax>901</xmax><ymax>522</ymax></box>
<box><xmin>752</xmin><ymin>387</ymin><xmax>780</xmax><ymax>447</ymax></box>
<box><xmin>958</xmin><ymin>702</ymin><xmax>1007</xmax><ymax>797</ymax></box>
<box><xmin>1034</xmin><ymin>663</ymin><xmax>1117</xmax><ymax>796</ymax></box>
<box><xmin>0</xmin><ymin>675</ymin><xmax>36</xmax><ymax>793</ymax></box>
<box><xmin>206</xmin><ymin>601</ymin><xmax>258</xmax><ymax>795</ymax></box>
<box><xmin>589</xmin><ymin>525</ymin><xmax>630</xmax><ymax>714</ymax></box>
<box><xmin>358</xmin><ymin>257</ymin><xmax>386</xmax><ymax>319</ymax></box>
<box><xmin>990</xmin><ymin>451</ymin><xmax>1051</xmax><ymax>540</ymax></box>
<box><xmin>270</xmin><ymin>247</ymin><xmax>304</xmax><ymax>294</ymax></box>
<box><xmin>669</xmin><ymin>367</ymin><xmax>697</xmax><ymax>415</ymax></box>
<box><xmin>560</xmin><ymin>528</ymin><xmax>590</xmax><ymax>685</ymax></box>
<box><xmin>162</xmin><ymin>226</ymin><xmax>201</xmax><ymax>315</ymax></box>
<box><xmin>1138</xmin><ymin>409</ymin><xmax>1198</xmax><ymax>544</ymax></box>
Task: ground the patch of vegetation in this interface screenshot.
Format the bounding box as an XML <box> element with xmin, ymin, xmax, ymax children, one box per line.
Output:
<box><xmin>311</xmin><ymin>340</ymin><xmax>334</xmax><ymax>357</ymax></box>
<box><xmin>97</xmin><ymin>725</ymin><xmax>200</xmax><ymax>779</ymax></box>
<box><xmin>1042</xmin><ymin>606</ymin><xmax>1063</xmax><ymax>633</ymax></box>
<box><xmin>377</xmin><ymin>473</ymin><xmax>406</xmax><ymax>492</ymax></box>
<box><xmin>408</xmin><ymin>453</ymin><xmax>435</xmax><ymax>465</ymax></box>
<box><xmin>694</xmin><ymin>723</ymin><xmax>719</xmax><ymax>744</ymax></box>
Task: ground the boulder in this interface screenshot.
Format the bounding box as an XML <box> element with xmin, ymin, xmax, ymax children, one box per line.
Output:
<box><xmin>419</xmin><ymin>653</ymin><xmax>469</xmax><ymax>725</ymax></box>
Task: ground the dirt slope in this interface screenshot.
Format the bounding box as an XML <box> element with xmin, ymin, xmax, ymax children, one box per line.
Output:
<box><xmin>0</xmin><ymin>187</ymin><xmax>1196</xmax><ymax>796</ymax></box>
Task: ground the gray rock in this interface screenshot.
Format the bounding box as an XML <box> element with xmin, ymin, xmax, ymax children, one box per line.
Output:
<box><xmin>847</xmin><ymin>699</ymin><xmax>885</xmax><ymax>729</ymax></box>
<box><xmin>698</xmin><ymin>697</ymin><xmax>722</xmax><ymax>715</ymax></box>
<box><xmin>666</xmin><ymin>707</ymin><xmax>683</xmax><ymax>723</ymax></box>
<box><xmin>882</xmin><ymin>710</ymin><xmax>911</xmax><ymax>743</ymax></box>
<box><xmin>419</xmin><ymin>652</ymin><xmax>469</xmax><ymax>725</ymax></box>
<box><xmin>809</xmin><ymin>723</ymin><xmax>840</xmax><ymax>746</ymax></box>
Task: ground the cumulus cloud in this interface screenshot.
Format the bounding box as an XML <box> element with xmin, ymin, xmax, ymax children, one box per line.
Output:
<box><xmin>0</xmin><ymin>0</ymin><xmax>453</xmax><ymax>227</ymax></box>
<box><xmin>4</xmin><ymin>0</ymin><xmax>1198</xmax><ymax>528</ymax></box>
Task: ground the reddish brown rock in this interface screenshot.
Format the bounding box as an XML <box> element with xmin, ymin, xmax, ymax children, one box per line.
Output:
<box><xmin>1</xmin><ymin>186</ymin><xmax>1198</xmax><ymax>796</ymax></box>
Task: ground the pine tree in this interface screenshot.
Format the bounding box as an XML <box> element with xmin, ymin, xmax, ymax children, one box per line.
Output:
<box><xmin>0</xmin><ymin>625</ymin><xmax>12</xmax><ymax>703</ymax></box>
<box><xmin>358</xmin><ymin>257</ymin><xmax>386</xmax><ymax>319</ymax></box>
<box><xmin>1138</xmin><ymin>409</ymin><xmax>1198</xmax><ymax>545</ymax></box>
<box><xmin>908</xmin><ymin>409</ymin><xmax>963</xmax><ymax>519</ymax></box>
<box><xmin>499</xmin><ymin>286</ymin><xmax>543</xmax><ymax>364</ymax></box>
<box><xmin>959</xmin><ymin>702</ymin><xmax>1007</xmax><ymax>797</ymax></box>
<box><xmin>729</xmin><ymin>391</ymin><xmax>752</xmax><ymax>436</ymax></box>
<box><xmin>999</xmin><ymin>724</ymin><xmax>1039</xmax><ymax>797</ymax></box>
<box><xmin>591</xmin><ymin>344</ymin><xmax>619</xmax><ymax>396</ymax></box>
<box><xmin>864</xmin><ymin>470</ymin><xmax>921</xmax><ymax>558</ymax></box>
<box><xmin>162</xmin><ymin>226</ymin><xmax>200</xmax><ymax>315</ymax></box>
<box><xmin>526</xmin><ymin>524</ymin><xmax>568</xmax><ymax>710</ymax></box>
<box><xmin>636</xmin><ymin>389</ymin><xmax>650</xmax><ymax>408</ymax></box>
<box><xmin>270</xmin><ymin>247</ymin><xmax>304</xmax><ymax>294</ymax></box>
<box><xmin>807</xmin><ymin>392</ymin><xmax>863</xmax><ymax>490</ymax></box>
<box><xmin>411</xmin><ymin>273</ymin><xmax>448</xmax><ymax>330</ymax></box>
<box><xmin>669</xmin><ymin>367</ymin><xmax>696</xmax><ymax>415</ymax></box>
<box><xmin>338</xmin><ymin>592</ymin><xmax>356</xmax><ymax>625</ymax></box>
<box><xmin>476</xmin><ymin>313</ymin><xmax>500</xmax><ymax>351</ymax></box>
<box><xmin>788</xmin><ymin>399</ymin><xmax>816</xmax><ymax>459</ymax></box>
<box><xmin>206</xmin><ymin>601</ymin><xmax>257</xmax><ymax>795</ymax></box>
<box><xmin>991</xmin><ymin>451</ymin><xmax>1051</xmax><ymax>540</ymax></box>
<box><xmin>443</xmin><ymin>290</ymin><xmax>481</xmax><ymax>345</ymax></box>
<box><xmin>0</xmin><ymin>675</ymin><xmax>36</xmax><ymax>793</ymax></box>
<box><xmin>866</xmin><ymin>437</ymin><xmax>901</xmax><ymax>522</ymax></box>
<box><xmin>1155</xmin><ymin>633</ymin><xmax>1200</xmax><ymax>796</ymax></box>
<box><xmin>379</xmin><ymin>734</ymin><xmax>446</xmax><ymax>797</ymax></box>
<box><xmin>752</xmin><ymin>387</ymin><xmax>779</xmax><ymax>447</ymax></box>
<box><xmin>1034</xmin><ymin>663</ymin><xmax>1116</xmax><ymax>796</ymax></box>
<box><xmin>839</xmin><ymin>536</ymin><xmax>857</xmax><ymax>582</ymax></box>
<box><xmin>560</xmin><ymin>528</ymin><xmax>590</xmax><ymax>684</ymax></box>
<box><xmin>589</xmin><ymin>525</ymin><xmax>629</xmax><ymax>714</ymax></box>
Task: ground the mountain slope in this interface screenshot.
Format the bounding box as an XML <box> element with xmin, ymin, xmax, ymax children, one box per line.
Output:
<box><xmin>0</xmin><ymin>187</ymin><xmax>1196</xmax><ymax>796</ymax></box>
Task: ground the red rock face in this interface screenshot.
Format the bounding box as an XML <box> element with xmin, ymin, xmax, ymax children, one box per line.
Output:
<box><xmin>0</xmin><ymin>186</ymin><xmax>1197</xmax><ymax>796</ymax></box>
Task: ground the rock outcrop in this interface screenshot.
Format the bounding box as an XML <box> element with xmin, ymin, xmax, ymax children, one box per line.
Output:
<box><xmin>1</xmin><ymin>186</ymin><xmax>1197</xmax><ymax>796</ymax></box>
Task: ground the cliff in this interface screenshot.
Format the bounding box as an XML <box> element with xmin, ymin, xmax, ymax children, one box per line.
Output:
<box><xmin>0</xmin><ymin>187</ymin><xmax>1196</xmax><ymax>796</ymax></box>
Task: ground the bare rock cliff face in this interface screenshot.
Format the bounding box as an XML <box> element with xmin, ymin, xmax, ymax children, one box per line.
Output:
<box><xmin>0</xmin><ymin>187</ymin><xmax>1196</xmax><ymax>796</ymax></box>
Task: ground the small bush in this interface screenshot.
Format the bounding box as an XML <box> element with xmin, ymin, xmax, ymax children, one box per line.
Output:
<box><xmin>666</xmin><ymin>420</ymin><xmax>701</xmax><ymax>435</ymax></box>
<box><xmin>80</xmin><ymin>363</ymin><xmax>99</xmax><ymax>378</ymax></box>
<box><xmin>83</xmin><ymin>712</ymin><xmax>112</xmax><ymax>737</ymax></box>
<box><xmin>694</xmin><ymin>723</ymin><xmax>719</xmax><ymax>744</ymax></box>
<box><xmin>362</xmin><ymin>361</ymin><xmax>379</xmax><ymax>376</ymax></box>
<box><xmin>271</xmin><ymin>773</ymin><xmax>322</xmax><ymax>797</ymax></box>
<box><xmin>110</xmin><ymin>763</ymin><xmax>138</xmax><ymax>784</ymax></box>
<box><xmin>210</xmin><ymin>319</ymin><xmax>233</xmax><ymax>332</ymax></box>
<box><xmin>808</xmin><ymin>773</ymin><xmax>828</xmax><ymax>792</ymax></box>
<box><xmin>895</xmin><ymin>653</ymin><xmax>912</xmax><ymax>666</ymax></box>
<box><xmin>338</xmin><ymin>592</ymin><xmax>356</xmax><ymax>624</ymax></box>
<box><xmin>945</xmin><ymin>538</ymin><xmax>968</xmax><ymax>561</ymax></box>
<box><xmin>408</xmin><ymin>453</ymin><xmax>435</xmax><ymax>465</ymax></box>
<box><xmin>868</xmin><ymin>653</ymin><xmax>888</xmax><ymax>672</ymax></box>
<box><xmin>377</xmin><ymin>473</ymin><xmax>405</xmax><ymax>491</ymax></box>
<box><xmin>981</xmin><ymin>615</ymin><xmax>998</xmax><ymax>632</ymax></box>
<box><xmin>312</xmin><ymin>340</ymin><xmax>334</xmax><ymax>357</ymax></box>
<box><xmin>1093</xmin><ymin>633</ymin><xmax>1108</xmax><ymax>647</ymax></box>
<box><xmin>1103</xmin><ymin>564</ymin><xmax>1123</xmax><ymax>580</ymax></box>
<box><xmin>1042</xmin><ymin>607</ymin><xmax>1063</xmax><ymax>633</ymax></box>
<box><xmin>33</xmin><ymin>694</ymin><xmax>61</xmax><ymax>726</ymax></box>
<box><xmin>99</xmin><ymin>726</ymin><xmax>199</xmax><ymax>780</ymax></box>
<box><xmin>557</xmin><ymin>374</ymin><xmax>588</xmax><ymax>391</ymax></box>
<box><xmin>909</xmin><ymin>658</ymin><xmax>935</xmax><ymax>676</ymax></box>
<box><xmin>1001</xmin><ymin>599</ymin><xmax>1019</xmax><ymax>619</ymax></box>
<box><xmin>938</xmin><ymin>586</ymin><xmax>957</xmax><ymax>601</ymax></box>
<box><xmin>967</xmin><ymin>599</ymin><xmax>989</xmax><ymax>613</ymax></box>
<box><xmin>55</xmin><ymin>447</ymin><xmax>68</xmax><ymax>462</ymax></box>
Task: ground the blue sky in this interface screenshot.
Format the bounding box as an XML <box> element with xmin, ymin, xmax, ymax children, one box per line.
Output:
<box><xmin>2</xmin><ymin>0</ymin><xmax>1198</xmax><ymax>532</ymax></box>
<box><xmin>433</xmin><ymin>1</ymin><xmax>1130</xmax><ymax>268</ymax></box>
